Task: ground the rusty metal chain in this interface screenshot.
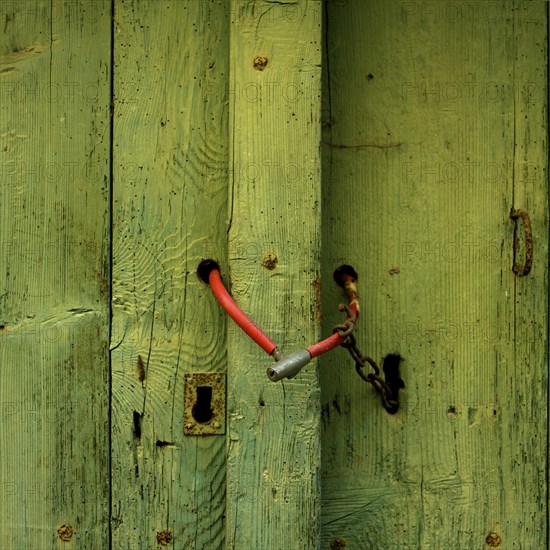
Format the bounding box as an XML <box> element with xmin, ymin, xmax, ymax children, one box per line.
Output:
<box><xmin>332</xmin><ymin>303</ymin><xmax>357</xmax><ymax>337</ymax></box>
<box><xmin>333</xmin><ymin>306</ymin><xmax>400</xmax><ymax>414</ymax></box>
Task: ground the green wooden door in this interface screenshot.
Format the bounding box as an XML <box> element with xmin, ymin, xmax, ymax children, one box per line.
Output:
<box><xmin>1</xmin><ymin>1</ymin><xmax>548</xmax><ymax>549</ymax></box>
<box><xmin>320</xmin><ymin>1</ymin><xmax>549</xmax><ymax>548</ymax></box>
<box><xmin>1</xmin><ymin>0</ymin><xmax>322</xmax><ymax>548</ymax></box>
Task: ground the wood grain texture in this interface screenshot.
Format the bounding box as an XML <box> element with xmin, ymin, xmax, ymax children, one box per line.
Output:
<box><xmin>226</xmin><ymin>1</ymin><xmax>323</xmax><ymax>548</ymax></box>
<box><xmin>111</xmin><ymin>1</ymin><xmax>229</xmax><ymax>548</ymax></box>
<box><xmin>0</xmin><ymin>0</ymin><xmax>111</xmax><ymax>547</ymax></box>
<box><xmin>321</xmin><ymin>1</ymin><xmax>548</xmax><ymax>548</ymax></box>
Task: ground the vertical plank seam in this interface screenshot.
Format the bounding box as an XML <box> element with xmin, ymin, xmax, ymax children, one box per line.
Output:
<box><xmin>228</xmin><ymin>24</ymin><xmax>236</xmax><ymax>239</ymax></box>
<box><xmin>108</xmin><ymin>0</ymin><xmax>115</xmax><ymax>547</ymax></box>
<box><xmin>323</xmin><ymin>0</ymin><xmax>332</xmax><ymax>132</ymax></box>
<box><xmin>323</xmin><ymin>0</ymin><xmax>333</xmax><ymax>185</ymax></box>
<box><xmin>49</xmin><ymin>0</ymin><xmax>53</xmax><ymax>88</ymax></box>
<box><xmin>546</xmin><ymin>4</ymin><xmax>550</xmax><ymax>548</ymax></box>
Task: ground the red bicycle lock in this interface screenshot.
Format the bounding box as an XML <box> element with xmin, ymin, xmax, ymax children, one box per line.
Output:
<box><xmin>197</xmin><ymin>260</ymin><xmax>359</xmax><ymax>381</ymax></box>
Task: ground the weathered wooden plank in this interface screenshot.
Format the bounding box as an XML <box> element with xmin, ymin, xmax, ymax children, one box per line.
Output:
<box><xmin>321</xmin><ymin>1</ymin><xmax>548</xmax><ymax>548</ymax></box>
<box><xmin>111</xmin><ymin>1</ymin><xmax>229</xmax><ymax>548</ymax></box>
<box><xmin>0</xmin><ymin>0</ymin><xmax>111</xmax><ymax>547</ymax></box>
<box><xmin>226</xmin><ymin>1</ymin><xmax>323</xmax><ymax>548</ymax></box>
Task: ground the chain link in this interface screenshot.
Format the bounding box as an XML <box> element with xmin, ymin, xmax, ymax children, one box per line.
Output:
<box><xmin>333</xmin><ymin>307</ymin><xmax>400</xmax><ymax>414</ymax></box>
<box><xmin>332</xmin><ymin>303</ymin><xmax>357</xmax><ymax>338</ymax></box>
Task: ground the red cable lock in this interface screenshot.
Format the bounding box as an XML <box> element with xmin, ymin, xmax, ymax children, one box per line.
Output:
<box><xmin>198</xmin><ymin>260</ymin><xmax>359</xmax><ymax>381</ymax></box>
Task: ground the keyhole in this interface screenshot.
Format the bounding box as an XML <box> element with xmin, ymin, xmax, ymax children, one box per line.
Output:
<box><xmin>192</xmin><ymin>386</ymin><xmax>214</xmax><ymax>424</ymax></box>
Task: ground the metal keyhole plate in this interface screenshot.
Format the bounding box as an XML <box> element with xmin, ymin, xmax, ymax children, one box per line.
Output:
<box><xmin>184</xmin><ymin>372</ymin><xmax>226</xmax><ymax>435</ymax></box>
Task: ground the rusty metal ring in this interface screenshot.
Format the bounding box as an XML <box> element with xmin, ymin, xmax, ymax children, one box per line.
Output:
<box><xmin>510</xmin><ymin>209</ymin><xmax>533</xmax><ymax>276</ymax></box>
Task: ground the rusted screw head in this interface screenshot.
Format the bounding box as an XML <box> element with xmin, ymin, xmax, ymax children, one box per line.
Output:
<box><xmin>253</xmin><ymin>56</ymin><xmax>268</xmax><ymax>71</ymax></box>
<box><xmin>262</xmin><ymin>254</ymin><xmax>278</xmax><ymax>270</ymax></box>
<box><xmin>57</xmin><ymin>524</ymin><xmax>74</xmax><ymax>542</ymax></box>
<box><xmin>157</xmin><ymin>530</ymin><xmax>173</xmax><ymax>546</ymax></box>
<box><xmin>486</xmin><ymin>532</ymin><xmax>501</xmax><ymax>547</ymax></box>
